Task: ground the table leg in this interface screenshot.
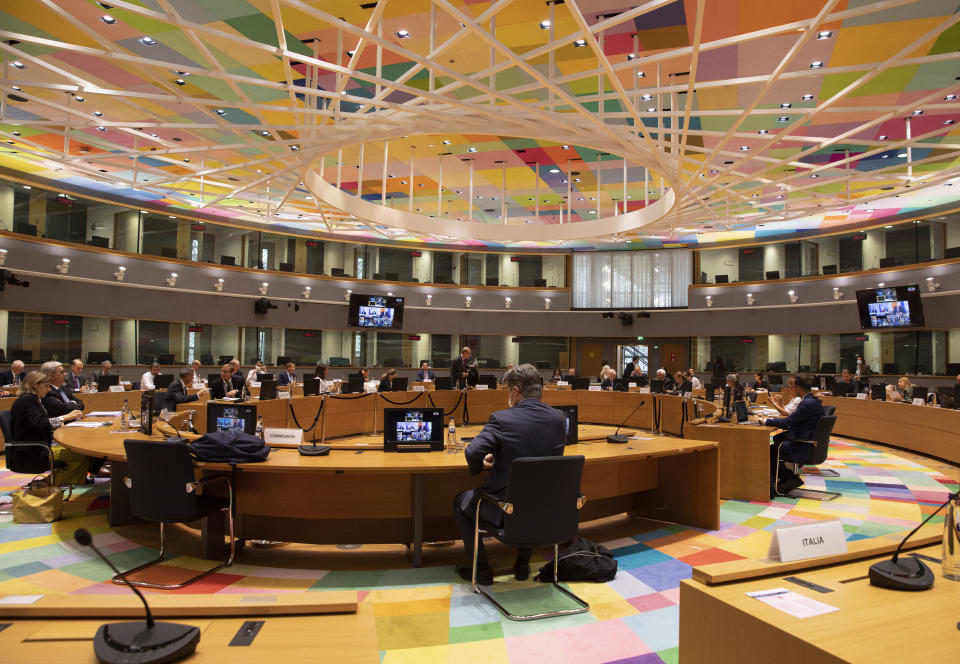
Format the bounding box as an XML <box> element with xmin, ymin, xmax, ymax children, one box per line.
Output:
<box><xmin>409</xmin><ymin>473</ymin><xmax>424</xmax><ymax>567</ymax></box>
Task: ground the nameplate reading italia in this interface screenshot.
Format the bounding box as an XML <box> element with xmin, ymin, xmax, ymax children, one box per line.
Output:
<box><xmin>769</xmin><ymin>520</ymin><xmax>847</xmax><ymax>562</ymax></box>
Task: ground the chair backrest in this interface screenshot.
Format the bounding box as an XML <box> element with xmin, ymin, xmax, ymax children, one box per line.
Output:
<box><xmin>821</xmin><ymin>404</ymin><xmax>836</xmax><ymax>417</ymax></box>
<box><xmin>123</xmin><ymin>439</ymin><xmax>199</xmax><ymax>523</ymax></box>
<box><xmin>501</xmin><ymin>456</ymin><xmax>584</xmax><ymax>548</ymax></box>
<box><xmin>805</xmin><ymin>415</ymin><xmax>837</xmax><ymax>466</ymax></box>
<box><xmin>0</xmin><ymin>410</ymin><xmax>12</xmax><ymax>445</ymax></box>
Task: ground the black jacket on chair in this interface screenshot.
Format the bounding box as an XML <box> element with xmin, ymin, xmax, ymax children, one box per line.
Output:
<box><xmin>462</xmin><ymin>398</ymin><xmax>566</xmax><ymax>525</ymax></box>
<box><xmin>162</xmin><ymin>380</ymin><xmax>198</xmax><ymax>411</ymax></box>
<box><xmin>42</xmin><ymin>385</ymin><xmax>85</xmax><ymax>417</ymax></box>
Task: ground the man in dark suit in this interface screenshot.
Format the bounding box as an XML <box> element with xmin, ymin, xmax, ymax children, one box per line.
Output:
<box><xmin>416</xmin><ymin>361</ymin><xmax>435</xmax><ymax>381</ymax></box>
<box><xmin>277</xmin><ymin>361</ymin><xmax>297</xmax><ymax>386</ymax></box>
<box><xmin>39</xmin><ymin>361</ymin><xmax>85</xmax><ymax>416</ymax></box>
<box><xmin>453</xmin><ymin>363</ymin><xmax>566</xmax><ymax>585</ymax></box>
<box><xmin>163</xmin><ymin>368</ymin><xmax>209</xmax><ymax>411</ymax></box>
<box><xmin>450</xmin><ymin>346</ymin><xmax>475</xmax><ymax>390</ymax></box>
<box><xmin>211</xmin><ymin>364</ymin><xmax>243</xmax><ymax>399</ymax></box>
<box><xmin>763</xmin><ymin>374</ymin><xmax>825</xmax><ymax>495</ymax></box>
<box><xmin>67</xmin><ymin>359</ymin><xmax>89</xmax><ymax>391</ymax></box>
<box><xmin>0</xmin><ymin>360</ymin><xmax>25</xmax><ymax>386</ymax></box>
<box><xmin>622</xmin><ymin>356</ymin><xmax>638</xmax><ymax>380</ymax></box>
<box><xmin>92</xmin><ymin>360</ymin><xmax>113</xmax><ymax>380</ymax></box>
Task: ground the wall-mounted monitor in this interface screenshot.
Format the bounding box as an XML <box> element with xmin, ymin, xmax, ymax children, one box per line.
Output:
<box><xmin>855</xmin><ymin>284</ymin><xmax>924</xmax><ymax>329</ymax></box>
<box><xmin>347</xmin><ymin>293</ymin><xmax>405</xmax><ymax>330</ymax></box>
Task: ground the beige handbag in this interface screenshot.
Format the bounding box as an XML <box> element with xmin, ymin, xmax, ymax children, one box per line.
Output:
<box><xmin>12</xmin><ymin>476</ymin><xmax>64</xmax><ymax>523</ymax></box>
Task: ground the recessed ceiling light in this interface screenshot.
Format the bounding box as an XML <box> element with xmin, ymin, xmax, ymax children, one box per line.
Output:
<box><xmin>946</xmin><ymin>94</ymin><xmax>957</xmax><ymax>100</ymax></box>
<box><xmin>573</xmin><ymin>39</ymin><xmax>587</xmax><ymax>47</ymax></box>
<box><xmin>809</xmin><ymin>61</ymin><xmax>823</xmax><ymax>69</ymax></box>
<box><xmin>641</xmin><ymin>94</ymin><xmax>652</xmax><ymax>101</ymax></box>
<box><xmin>149</xmin><ymin>132</ymin><xmax>158</xmax><ymax>137</ymax></box>
<box><xmin>173</xmin><ymin>78</ymin><xmax>186</xmax><ymax>85</ymax></box>
<box><xmin>346</xmin><ymin>50</ymin><xmax>356</xmax><ymax>57</ymax></box>
<box><xmin>260</xmin><ymin>130</ymin><xmax>270</xmax><ymax>136</ymax></box>
<box><xmin>636</xmin><ymin>71</ymin><xmax>645</xmax><ymax>77</ymax></box>
<box><xmin>758</xmin><ymin>129</ymin><xmax>768</xmax><ymax>134</ymax></box>
<box><xmin>538</xmin><ymin>20</ymin><xmax>550</xmax><ymax>29</ymax></box>
<box><xmin>92</xmin><ymin>110</ymin><xmax>103</xmax><ymax>117</ymax></box>
<box><xmin>215</xmin><ymin>108</ymin><xmax>226</xmax><ymax>115</ymax></box>
<box><xmin>549</xmin><ymin>168</ymin><xmax>560</xmax><ymax>173</ymax></box>
<box><xmin>73</xmin><ymin>95</ymin><xmax>84</xmax><ymax>102</ymax></box>
<box><xmin>740</xmin><ymin>146</ymin><xmax>750</xmax><ymax>151</ymax></box>
<box><xmin>11</xmin><ymin>60</ymin><xmax>26</xmax><ymax>69</ymax></box>
<box><xmin>574</xmin><ymin>177</ymin><xmax>581</xmax><ymax>182</ymax></box>
<box><xmin>400</xmin><ymin>180</ymin><xmax>407</xmax><ymax>184</ymax></box>
<box><xmin>881</xmin><ymin>154</ymin><xmax>889</xmax><ymax>158</ymax></box>
<box><xmin>897</xmin><ymin>152</ymin><xmax>908</xmax><ymax>158</ymax></box>
<box><xmin>96</xmin><ymin>126</ymin><xmax>107</xmax><ymax>132</ymax></box>
<box><xmin>100</xmin><ymin>15</ymin><xmax>116</xmax><ymax>24</ymax></box>
<box><xmin>561</xmin><ymin>145</ymin><xmax>569</xmax><ymax>149</ymax></box>
<box><xmin>138</xmin><ymin>36</ymin><xmax>157</xmax><ymax>46</ymax></box>
<box><xmin>441</xmin><ymin>139</ymin><xmax>451</xmax><ymax>144</ymax></box>
<box><xmin>467</xmin><ymin>147</ymin><xmax>477</xmax><ymax>152</ymax></box>
<box><xmin>817</xmin><ymin>31</ymin><xmax>833</xmax><ymax>39</ymax></box>
<box><xmin>946</xmin><ymin>119</ymin><xmax>955</xmax><ymax>125</ymax></box>
<box><xmin>802</xmin><ymin>94</ymin><xmax>814</xmax><ymax>101</ymax></box>
<box><xmin>395</xmin><ymin>29</ymin><xmax>410</xmax><ymax>38</ymax></box>
<box><xmin>878</xmin><ymin>135</ymin><xmax>887</xmax><ymax>140</ymax></box>
<box><xmin>777</xmin><ymin>116</ymin><xmax>790</xmax><ymax>122</ymax></box>
<box><xmin>810</xmin><ymin>173</ymin><xmax>819</xmax><ymax>178</ymax></box>
<box><xmin>289</xmin><ymin>144</ymin><xmax>300</xmax><ymax>151</ymax></box>
<box><xmin>780</xmin><ymin>103</ymin><xmax>792</xmax><ymax>109</ymax></box>
<box><xmin>11</xmin><ymin>131</ymin><xmax>20</xmax><ymax>136</ymax></box>
<box><xmin>646</xmin><ymin>107</ymin><xmax>656</xmax><ymax>112</ymax></box>
<box><xmin>912</xmin><ymin>109</ymin><xmax>923</xmax><ymax>116</ymax></box>
<box><xmin>884</xmin><ymin>224</ymin><xmax>892</xmax><ymax>228</ymax></box>
<box><xmin>11</xmin><ymin>85</ymin><xmax>21</xmax><ymax>91</ymax></box>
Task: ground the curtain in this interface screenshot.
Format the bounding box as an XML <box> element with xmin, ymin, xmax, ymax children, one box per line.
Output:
<box><xmin>572</xmin><ymin>249</ymin><xmax>691</xmax><ymax>309</ymax></box>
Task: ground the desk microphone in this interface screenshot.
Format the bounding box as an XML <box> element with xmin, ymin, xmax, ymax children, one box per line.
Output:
<box><xmin>73</xmin><ymin>528</ymin><xmax>200</xmax><ymax>664</ymax></box>
<box><xmin>607</xmin><ymin>398</ymin><xmax>646</xmax><ymax>444</ymax></box>
<box><xmin>868</xmin><ymin>491</ymin><xmax>957</xmax><ymax>590</ymax></box>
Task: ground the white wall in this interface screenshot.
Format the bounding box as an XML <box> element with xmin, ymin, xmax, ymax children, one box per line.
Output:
<box><xmin>819</xmin><ymin>335</ymin><xmax>840</xmax><ymax>368</ymax></box>
<box><xmin>763</xmin><ymin>243</ymin><xmax>784</xmax><ymax>277</ymax></box>
<box><xmin>542</xmin><ymin>255</ymin><xmax>565</xmax><ymax>287</ymax></box>
<box><xmin>111</xmin><ymin>319</ymin><xmax>135</xmax><ymax>365</ymax></box>
<box><xmin>862</xmin><ymin>230</ymin><xmax>885</xmax><ymax>271</ymax></box>
<box><xmin>500</xmin><ymin>254</ymin><xmax>519</xmax><ymax>287</ymax></box>
<box><xmin>864</xmin><ymin>334</ymin><xmax>882</xmax><ymax>374</ymax></box>
<box><xmin>0</xmin><ymin>183</ymin><xmax>14</xmax><ymax>230</ymax></box>
<box><xmin>947</xmin><ymin>221</ymin><xmax>960</xmax><ymax>250</ymax></box>
<box><xmin>115</xmin><ymin>211</ymin><xmax>139</xmax><ymax>253</ymax></box>
<box><xmin>811</xmin><ymin>236</ymin><xmax>839</xmax><ymax>273</ymax></box>
<box><xmin>700</xmin><ymin>247</ymin><xmax>738</xmax><ymax>282</ymax></box>
<box><xmin>412</xmin><ymin>251</ymin><xmax>433</xmax><ymax>283</ymax></box>
<box><xmin>86</xmin><ymin>203</ymin><xmax>117</xmax><ymax>243</ymax></box>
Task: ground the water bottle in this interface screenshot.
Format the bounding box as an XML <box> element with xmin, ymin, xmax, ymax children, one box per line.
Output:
<box><xmin>121</xmin><ymin>400</ymin><xmax>130</xmax><ymax>429</ymax></box>
<box><xmin>447</xmin><ymin>417</ymin><xmax>456</xmax><ymax>454</ymax></box>
<box><xmin>256</xmin><ymin>415</ymin><xmax>264</xmax><ymax>440</ymax></box>
<box><xmin>943</xmin><ymin>492</ymin><xmax>960</xmax><ymax>581</ymax></box>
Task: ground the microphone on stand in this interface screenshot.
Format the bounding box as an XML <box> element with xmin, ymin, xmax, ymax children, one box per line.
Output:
<box><xmin>73</xmin><ymin>528</ymin><xmax>200</xmax><ymax>664</ymax></box>
<box><xmin>607</xmin><ymin>398</ymin><xmax>646</xmax><ymax>444</ymax></box>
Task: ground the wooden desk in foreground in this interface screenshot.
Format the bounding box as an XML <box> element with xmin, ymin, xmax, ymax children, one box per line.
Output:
<box><xmin>679</xmin><ymin>544</ymin><xmax>959</xmax><ymax>663</ymax></box>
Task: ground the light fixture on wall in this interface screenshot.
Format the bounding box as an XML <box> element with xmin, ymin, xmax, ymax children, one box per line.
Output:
<box><xmin>302</xmin><ymin>286</ymin><xmax>312</xmax><ymax>298</ymax></box>
<box><xmin>926</xmin><ymin>276</ymin><xmax>941</xmax><ymax>292</ymax></box>
<box><xmin>214</xmin><ymin>278</ymin><xmax>224</xmax><ymax>292</ymax></box>
<box><xmin>877</xmin><ymin>282</ymin><xmax>885</xmax><ymax>288</ymax></box>
<box><xmin>165</xmin><ymin>272</ymin><xmax>178</xmax><ymax>287</ymax></box>
<box><xmin>425</xmin><ymin>294</ymin><xmax>433</xmax><ymax>306</ymax></box>
<box><xmin>705</xmin><ymin>295</ymin><xmax>713</xmax><ymax>308</ymax></box>
<box><xmin>344</xmin><ymin>288</ymin><xmax>352</xmax><ymax>302</ymax></box>
<box><xmin>113</xmin><ymin>266</ymin><xmax>126</xmax><ymax>281</ymax></box>
<box><xmin>746</xmin><ymin>293</ymin><xmax>755</xmax><ymax>306</ymax></box>
<box><xmin>0</xmin><ymin>248</ymin><xmax>7</xmax><ymax>266</ymax></box>
<box><xmin>505</xmin><ymin>296</ymin><xmax>512</xmax><ymax>309</ymax></box>
<box><xmin>465</xmin><ymin>296</ymin><xmax>472</xmax><ymax>308</ymax></box>
<box><xmin>833</xmin><ymin>287</ymin><xmax>843</xmax><ymax>300</ymax></box>
<box><xmin>56</xmin><ymin>258</ymin><xmax>71</xmax><ymax>274</ymax></box>
<box><xmin>788</xmin><ymin>290</ymin><xmax>799</xmax><ymax>303</ymax></box>
<box><xmin>258</xmin><ymin>281</ymin><xmax>269</xmax><ymax>296</ymax></box>
<box><xmin>544</xmin><ymin>297</ymin><xmax>551</xmax><ymax>310</ymax></box>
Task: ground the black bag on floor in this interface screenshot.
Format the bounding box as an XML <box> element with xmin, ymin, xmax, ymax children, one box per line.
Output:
<box><xmin>188</xmin><ymin>431</ymin><xmax>270</xmax><ymax>464</ymax></box>
<box><xmin>534</xmin><ymin>538</ymin><xmax>618</xmax><ymax>582</ymax></box>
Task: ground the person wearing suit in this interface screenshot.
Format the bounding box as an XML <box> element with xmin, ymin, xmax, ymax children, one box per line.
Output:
<box><xmin>277</xmin><ymin>361</ymin><xmax>297</xmax><ymax>386</ymax></box>
<box><xmin>833</xmin><ymin>368</ymin><xmax>855</xmax><ymax>396</ymax></box>
<box><xmin>9</xmin><ymin>370</ymin><xmax>88</xmax><ymax>485</ymax></box>
<box><xmin>67</xmin><ymin>359</ymin><xmax>89</xmax><ymax>391</ymax></box>
<box><xmin>211</xmin><ymin>364</ymin><xmax>243</xmax><ymax>399</ymax></box>
<box><xmin>378</xmin><ymin>368</ymin><xmax>398</xmax><ymax>392</ymax></box>
<box><xmin>600</xmin><ymin>367</ymin><xmax>616</xmax><ymax>390</ymax></box>
<box><xmin>450</xmin><ymin>347</ymin><xmax>476</xmax><ymax>390</ymax></box>
<box><xmin>416</xmin><ymin>361</ymin><xmax>435</xmax><ymax>382</ymax></box>
<box><xmin>622</xmin><ymin>357</ymin><xmax>638</xmax><ymax>380</ymax></box>
<box><xmin>163</xmin><ymin>368</ymin><xmax>209</xmax><ymax>411</ymax></box>
<box><xmin>763</xmin><ymin>374</ymin><xmax>825</xmax><ymax>495</ymax></box>
<box><xmin>38</xmin><ymin>361</ymin><xmax>84</xmax><ymax>417</ymax></box>
<box><xmin>721</xmin><ymin>373</ymin><xmax>744</xmax><ymax>417</ymax></box>
<box><xmin>92</xmin><ymin>360</ymin><xmax>113</xmax><ymax>379</ymax></box>
<box><xmin>0</xmin><ymin>360</ymin><xmax>26</xmax><ymax>386</ymax></box>
<box><xmin>453</xmin><ymin>363</ymin><xmax>566</xmax><ymax>585</ymax></box>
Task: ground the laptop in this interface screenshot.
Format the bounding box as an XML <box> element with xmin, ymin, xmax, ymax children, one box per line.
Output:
<box><xmin>97</xmin><ymin>375</ymin><xmax>120</xmax><ymax>392</ymax></box>
<box><xmin>735</xmin><ymin>400</ymin><xmax>759</xmax><ymax>424</ymax></box>
<box><xmin>382</xmin><ymin>408</ymin><xmax>445</xmax><ymax>452</ymax></box>
<box><xmin>392</xmin><ymin>376</ymin><xmax>409</xmax><ymax>391</ymax></box>
<box><xmin>259</xmin><ymin>379</ymin><xmax>278</xmax><ymax>400</ymax></box>
<box><xmin>154</xmin><ymin>374</ymin><xmax>174</xmax><ymax>390</ymax></box>
<box><xmin>256</xmin><ymin>372</ymin><xmax>274</xmax><ymax>382</ymax></box>
<box><xmin>870</xmin><ymin>384</ymin><xmax>886</xmax><ymax>401</ymax></box>
<box><xmin>302</xmin><ymin>377</ymin><xmax>321</xmax><ymax>396</ymax></box>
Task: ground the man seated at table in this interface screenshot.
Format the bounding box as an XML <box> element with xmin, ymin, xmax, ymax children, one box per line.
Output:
<box><xmin>762</xmin><ymin>374</ymin><xmax>825</xmax><ymax>496</ymax></box>
<box><xmin>833</xmin><ymin>368</ymin><xmax>855</xmax><ymax>396</ymax></box>
<box><xmin>39</xmin><ymin>361</ymin><xmax>85</xmax><ymax>416</ymax></box>
<box><xmin>92</xmin><ymin>360</ymin><xmax>113</xmax><ymax>379</ymax></box>
<box><xmin>566</xmin><ymin>367</ymin><xmax>576</xmax><ymax>377</ymax></box>
<box><xmin>191</xmin><ymin>359</ymin><xmax>202</xmax><ymax>374</ymax></box>
<box><xmin>687</xmin><ymin>369</ymin><xmax>702</xmax><ymax>390</ymax></box>
<box><xmin>768</xmin><ymin>376</ymin><xmax>799</xmax><ymax>416</ymax></box>
<box><xmin>629</xmin><ymin>366</ymin><xmax>648</xmax><ymax>387</ymax></box>
<box><xmin>278</xmin><ymin>361</ymin><xmax>298</xmax><ymax>386</ymax></box>
<box><xmin>140</xmin><ymin>362</ymin><xmax>161</xmax><ymax>391</ymax></box>
<box><xmin>1</xmin><ymin>360</ymin><xmax>26</xmax><ymax>386</ymax></box>
<box><xmin>622</xmin><ymin>356</ymin><xmax>638</xmax><ymax>380</ymax></box>
<box><xmin>655</xmin><ymin>368</ymin><xmax>676</xmax><ymax>393</ymax></box>
<box><xmin>453</xmin><ymin>363</ymin><xmax>566</xmax><ymax>585</ymax></box>
<box><xmin>416</xmin><ymin>361</ymin><xmax>435</xmax><ymax>381</ymax></box>
<box><xmin>163</xmin><ymin>367</ymin><xmax>209</xmax><ymax>411</ymax></box>
<box><xmin>211</xmin><ymin>364</ymin><xmax>243</xmax><ymax>399</ymax></box>
<box><xmin>67</xmin><ymin>359</ymin><xmax>88</xmax><ymax>391</ymax></box>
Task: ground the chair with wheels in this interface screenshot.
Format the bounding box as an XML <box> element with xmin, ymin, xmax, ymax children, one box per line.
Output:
<box><xmin>0</xmin><ymin>410</ymin><xmax>72</xmax><ymax>499</ymax></box>
<box><xmin>115</xmin><ymin>439</ymin><xmax>235</xmax><ymax>589</ymax></box>
<box><xmin>774</xmin><ymin>415</ymin><xmax>840</xmax><ymax>501</ymax></box>
<box><xmin>471</xmin><ymin>455</ymin><xmax>590</xmax><ymax>621</ymax></box>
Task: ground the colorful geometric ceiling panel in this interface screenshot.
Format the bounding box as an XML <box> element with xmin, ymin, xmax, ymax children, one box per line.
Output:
<box><xmin>1</xmin><ymin>0</ymin><xmax>960</xmax><ymax>248</ymax></box>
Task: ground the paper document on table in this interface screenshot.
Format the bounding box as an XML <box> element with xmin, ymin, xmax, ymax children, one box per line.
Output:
<box><xmin>87</xmin><ymin>411</ymin><xmax>122</xmax><ymax>417</ymax></box>
<box><xmin>629</xmin><ymin>435</ymin><xmax>654</xmax><ymax>440</ymax></box>
<box><xmin>65</xmin><ymin>421</ymin><xmax>109</xmax><ymax>428</ymax></box>
<box><xmin>0</xmin><ymin>594</ymin><xmax>42</xmax><ymax>605</ymax></box>
<box><xmin>746</xmin><ymin>588</ymin><xmax>839</xmax><ymax>618</ymax></box>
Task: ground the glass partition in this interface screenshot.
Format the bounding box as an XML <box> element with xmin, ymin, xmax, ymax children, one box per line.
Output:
<box><xmin>0</xmin><ymin>176</ymin><xmax>567</xmax><ymax>287</ymax></box>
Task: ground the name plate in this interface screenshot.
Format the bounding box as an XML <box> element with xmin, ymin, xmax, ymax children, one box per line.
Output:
<box><xmin>263</xmin><ymin>428</ymin><xmax>303</xmax><ymax>444</ymax></box>
<box><xmin>588</xmin><ymin>385</ymin><xmax>601</xmax><ymax>391</ymax></box>
<box><xmin>683</xmin><ymin>391</ymin><xmax>693</xmax><ymax>399</ymax></box>
<box><xmin>856</xmin><ymin>392</ymin><xmax>867</xmax><ymax>400</ymax></box>
<box><xmin>412</xmin><ymin>385</ymin><xmax>425</xmax><ymax>392</ymax></box>
<box><xmin>639</xmin><ymin>387</ymin><xmax>651</xmax><ymax>393</ymax></box>
<box><xmin>475</xmin><ymin>384</ymin><xmax>488</xmax><ymax>390</ymax></box>
<box><xmin>557</xmin><ymin>381</ymin><xmax>569</xmax><ymax>386</ymax></box>
<box><xmin>250</xmin><ymin>381</ymin><xmax>261</xmax><ymax>388</ymax></box>
<box><xmin>108</xmin><ymin>385</ymin><xmax>125</xmax><ymax>392</ymax></box>
<box><xmin>911</xmin><ymin>397</ymin><xmax>925</xmax><ymax>406</ymax></box>
<box><xmin>278</xmin><ymin>391</ymin><xmax>291</xmax><ymax>399</ymax></box>
<box><xmin>421</xmin><ymin>378</ymin><xmax>433</xmax><ymax>383</ymax></box>
<box><xmin>769</xmin><ymin>520</ymin><xmax>847</xmax><ymax>562</ymax></box>
<box><xmin>628</xmin><ymin>382</ymin><xmax>636</xmax><ymax>388</ymax></box>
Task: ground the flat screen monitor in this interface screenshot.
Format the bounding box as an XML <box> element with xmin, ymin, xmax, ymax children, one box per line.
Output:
<box><xmin>154</xmin><ymin>374</ymin><xmax>174</xmax><ymax>390</ymax></box>
<box><xmin>680</xmin><ymin>381</ymin><xmax>693</xmax><ymax>394</ymax></box>
<box><xmin>551</xmin><ymin>405</ymin><xmax>579</xmax><ymax>445</ymax></box>
<box><xmin>303</xmin><ymin>377</ymin><xmax>320</xmax><ymax>396</ymax></box>
<box><xmin>207</xmin><ymin>373</ymin><xmax>221</xmax><ymax>385</ymax></box>
<box><xmin>477</xmin><ymin>374</ymin><xmax>497</xmax><ymax>389</ymax></box>
<box><xmin>259</xmin><ymin>379</ymin><xmax>277</xmax><ymax>400</ymax></box>
<box><xmin>911</xmin><ymin>385</ymin><xmax>928</xmax><ymax>401</ymax></box>
<box><xmin>856</xmin><ymin>284</ymin><xmax>924</xmax><ymax>329</ymax></box>
<box><xmin>569</xmin><ymin>377</ymin><xmax>590</xmax><ymax>391</ymax></box>
<box><xmin>347</xmin><ymin>293</ymin><xmax>405</xmax><ymax>330</ymax></box>
<box><xmin>870</xmin><ymin>384</ymin><xmax>886</xmax><ymax>401</ymax></box>
<box><xmin>206</xmin><ymin>403</ymin><xmax>257</xmax><ymax>435</ymax></box>
<box><xmin>650</xmin><ymin>379</ymin><xmax>665</xmax><ymax>394</ymax></box>
<box><xmin>434</xmin><ymin>376</ymin><xmax>452</xmax><ymax>390</ymax></box>
<box><xmin>612</xmin><ymin>378</ymin><xmax>628</xmax><ymax>392</ymax></box>
<box><xmin>140</xmin><ymin>393</ymin><xmax>153</xmax><ymax>436</ymax></box>
<box><xmin>392</xmin><ymin>377</ymin><xmax>409</xmax><ymax>391</ymax></box>
<box><xmin>734</xmin><ymin>400</ymin><xmax>749</xmax><ymax>423</ymax></box>
<box><xmin>382</xmin><ymin>408</ymin><xmax>444</xmax><ymax>452</ymax></box>
<box><xmin>343</xmin><ymin>377</ymin><xmax>364</xmax><ymax>394</ymax></box>
<box><xmin>256</xmin><ymin>373</ymin><xmax>274</xmax><ymax>382</ymax></box>
<box><xmin>97</xmin><ymin>375</ymin><xmax>120</xmax><ymax>392</ymax></box>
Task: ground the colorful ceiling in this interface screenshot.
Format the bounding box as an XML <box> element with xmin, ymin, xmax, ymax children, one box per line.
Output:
<box><xmin>2</xmin><ymin>0</ymin><xmax>960</xmax><ymax>248</ymax></box>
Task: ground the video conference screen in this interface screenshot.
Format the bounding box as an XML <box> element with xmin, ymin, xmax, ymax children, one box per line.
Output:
<box><xmin>206</xmin><ymin>404</ymin><xmax>257</xmax><ymax>435</ymax></box>
<box><xmin>856</xmin><ymin>284</ymin><xmax>924</xmax><ymax>329</ymax></box>
<box><xmin>383</xmin><ymin>408</ymin><xmax>444</xmax><ymax>444</ymax></box>
<box><xmin>347</xmin><ymin>293</ymin><xmax>405</xmax><ymax>329</ymax></box>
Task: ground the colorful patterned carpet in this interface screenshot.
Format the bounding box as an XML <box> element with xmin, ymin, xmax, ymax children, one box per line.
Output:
<box><xmin>1</xmin><ymin>437</ymin><xmax>956</xmax><ymax>663</ymax></box>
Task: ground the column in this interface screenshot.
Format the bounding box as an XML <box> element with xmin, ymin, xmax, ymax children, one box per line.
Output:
<box><xmin>294</xmin><ymin>239</ymin><xmax>307</xmax><ymax>272</ymax></box>
<box><xmin>115</xmin><ymin>210</ymin><xmax>140</xmax><ymax>253</ymax></box>
<box><xmin>0</xmin><ymin>183</ymin><xmax>14</xmax><ymax>230</ymax></box>
<box><xmin>28</xmin><ymin>190</ymin><xmax>47</xmax><ymax>234</ymax></box>
<box><xmin>111</xmin><ymin>320</ymin><xmax>136</xmax><ymax>365</ymax></box>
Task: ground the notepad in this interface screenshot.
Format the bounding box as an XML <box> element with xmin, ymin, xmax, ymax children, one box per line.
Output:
<box><xmin>65</xmin><ymin>421</ymin><xmax>110</xmax><ymax>428</ymax></box>
<box><xmin>87</xmin><ymin>411</ymin><xmax>122</xmax><ymax>417</ymax></box>
<box><xmin>746</xmin><ymin>588</ymin><xmax>839</xmax><ymax>618</ymax></box>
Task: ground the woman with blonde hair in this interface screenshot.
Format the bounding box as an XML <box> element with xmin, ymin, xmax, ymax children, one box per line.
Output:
<box><xmin>9</xmin><ymin>370</ymin><xmax>89</xmax><ymax>485</ymax></box>
<box><xmin>887</xmin><ymin>376</ymin><xmax>913</xmax><ymax>402</ymax></box>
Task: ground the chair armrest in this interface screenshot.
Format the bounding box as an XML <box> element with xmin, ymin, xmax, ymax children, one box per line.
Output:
<box><xmin>478</xmin><ymin>491</ymin><xmax>513</xmax><ymax>515</ymax></box>
<box><xmin>187</xmin><ymin>474</ymin><xmax>233</xmax><ymax>511</ymax></box>
<box><xmin>783</xmin><ymin>438</ymin><xmax>817</xmax><ymax>446</ymax></box>
<box><xmin>6</xmin><ymin>440</ymin><xmax>56</xmax><ymax>467</ymax></box>
<box><xmin>577</xmin><ymin>494</ymin><xmax>587</xmax><ymax>510</ymax></box>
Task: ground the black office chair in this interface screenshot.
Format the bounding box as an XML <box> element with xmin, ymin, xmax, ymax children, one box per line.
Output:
<box><xmin>471</xmin><ymin>456</ymin><xmax>589</xmax><ymax>621</ymax></box>
<box><xmin>116</xmin><ymin>439</ymin><xmax>235</xmax><ymax>589</ymax></box>
<box><xmin>0</xmin><ymin>410</ymin><xmax>70</xmax><ymax>498</ymax></box>
<box><xmin>774</xmin><ymin>415</ymin><xmax>840</xmax><ymax>501</ymax></box>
